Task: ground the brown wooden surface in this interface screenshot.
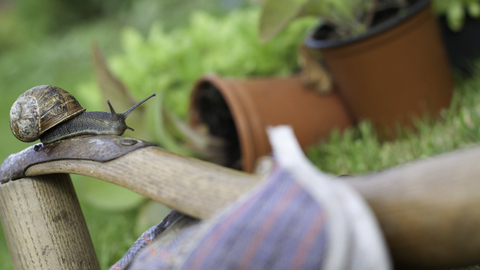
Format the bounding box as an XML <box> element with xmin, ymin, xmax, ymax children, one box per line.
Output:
<box><xmin>0</xmin><ymin>174</ymin><xmax>100</xmax><ymax>270</ymax></box>
<box><xmin>26</xmin><ymin>146</ymin><xmax>262</xmax><ymax>219</ymax></box>
<box><xmin>347</xmin><ymin>145</ymin><xmax>480</xmax><ymax>269</ymax></box>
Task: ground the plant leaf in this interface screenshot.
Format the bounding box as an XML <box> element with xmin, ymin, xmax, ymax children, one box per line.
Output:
<box><xmin>258</xmin><ymin>0</ymin><xmax>310</xmax><ymax>42</ymax></box>
<box><xmin>468</xmin><ymin>1</ymin><xmax>480</xmax><ymax>18</ymax></box>
<box><xmin>147</xmin><ymin>93</ymin><xmax>194</xmax><ymax>156</ymax></box>
<box><xmin>92</xmin><ymin>43</ymin><xmax>137</xmax><ymax>107</ymax></box>
<box><xmin>92</xmin><ymin>43</ymin><xmax>153</xmax><ymax>141</ymax></box>
<box><xmin>447</xmin><ymin>1</ymin><xmax>465</xmax><ymax>32</ymax></box>
<box><xmin>298</xmin><ymin>0</ymin><xmax>324</xmax><ymax>17</ymax></box>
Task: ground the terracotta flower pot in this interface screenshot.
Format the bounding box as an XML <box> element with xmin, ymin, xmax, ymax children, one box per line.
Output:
<box><xmin>305</xmin><ymin>0</ymin><xmax>454</xmax><ymax>136</ymax></box>
<box><xmin>189</xmin><ymin>74</ymin><xmax>352</xmax><ymax>173</ymax></box>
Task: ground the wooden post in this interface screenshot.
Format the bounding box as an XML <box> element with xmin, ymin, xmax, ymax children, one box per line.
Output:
<box><xmin>0</xmin><ymin>174</ymin><xmax>100</xmax><ymax>270</ymax></box>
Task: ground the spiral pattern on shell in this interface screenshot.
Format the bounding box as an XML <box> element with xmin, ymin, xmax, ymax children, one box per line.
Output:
<box><xmin>9</xmin><ymin>85</ymin><xmax>86</xmax><ymax>142</ymax></box>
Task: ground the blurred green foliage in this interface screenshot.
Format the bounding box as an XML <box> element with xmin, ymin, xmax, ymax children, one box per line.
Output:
<box><xmin>13</xmin><ymin>0</ymin><xmax>132</xmax><ymax>35</ymax></box>
<box><xmin>0</xmin><ymin>0</ymin><xmax>131</xmax><ymax>53</ymax></box>
<box><xmin>75</xmin><ymin>7</ymin><xmax>316</xmax><ymax>169</ymax></box>
<box><xmin>78</xmin><ymin>198</ymin><xmax>156</xmax><ymax>270</ymax></box>
<box><xmin>258</xmin><ymin>0</ymin><xmax>373</xmax><ymax>41</ymax></box>
<box><xmin>122</xmin><ymin>0</ymin><xmax>249</xmax><ymax>34</ymax></box>
<box><xmin>433</xmin><ymin>0</ymin><xmax>480</xmax><ymax>31</ymax></box>
<box><xmin>0</xmin><ymin>0</ymin><xmax>246</xmax><ymax>52</ymax></box>
<box><xmin>80</xmin><ymin>8</ymin><xmax>316</xmax><ymax>119</ymax></box>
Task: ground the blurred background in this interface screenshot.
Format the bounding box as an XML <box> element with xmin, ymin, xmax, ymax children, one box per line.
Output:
<box><xmin>1</xmin><ymin>0</ymin><xmax>480</xmax><ymax>269</ymax></box>
<box><xmin>0</xmin><ymin>0</ymin><xmax>308</xmax><ymax>268</ymax></box>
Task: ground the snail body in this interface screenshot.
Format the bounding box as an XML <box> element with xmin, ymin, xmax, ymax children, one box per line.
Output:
<box><xmin>40</xmin><ymin>111</ymin><xmax>130</xmax><ymax>144</ymax></box>
<box><xmin>10</xmin><ymin>85</ymin><xmax>155</xmax><ymax>144</ymax></box>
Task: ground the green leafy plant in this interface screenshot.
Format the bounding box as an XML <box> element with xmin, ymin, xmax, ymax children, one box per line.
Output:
<box><xmin>433</xmin><ymin>0</ymin><xmax>480</xmax><ymax>31</ymax></box>
<box><xmin>258</xmin><ymin>0</ymin><xmax>409</xmax><ymax>42</ymax></box>
<box><xmin>108</xmin><ymin>8</ymin><xmax>315</xmax><ymax>118</ymax></box>
<box><xmin>80</xmin><ymin>7</ymin><xmax>315</xmax><ymax>151</ymax></box>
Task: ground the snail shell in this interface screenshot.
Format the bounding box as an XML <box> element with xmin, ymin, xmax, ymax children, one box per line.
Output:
<box><xmin>9</xmin><ymin>85</ymin><xmax>86</xmax><ymax>142</ymax></box>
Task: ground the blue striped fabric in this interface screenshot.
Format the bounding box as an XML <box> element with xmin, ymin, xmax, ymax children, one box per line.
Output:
<box><xmin>110</xmin><ymin>211</ymin><xmax>184</xmax><ymax>270</ymax></box>
<box><xmin>114</xmin><ymin>167</ymin><xmax>330</xmax><ymax>270</ymax></box>
<box><xmin>181</xmin><ymin>167</ymin><xmax>327</xmax><ymax>270</ymax></box>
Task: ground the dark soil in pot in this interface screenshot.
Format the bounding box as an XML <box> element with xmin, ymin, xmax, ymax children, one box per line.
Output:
<box><xmin>195</xmin><ymin>82</ymin><xmax>241</xmax><ymax>169</ymax></box>
<box><xmin>438</xmin><ymin>14</ymin><xmax>480</xmax><ymax>77</ymax></box>
<box><xmin>310</xmin><ymin>0</ymin><xmax>424</xmax><ymax>44</ymax></box>
<box><xmin>189</xmin><ymin>75</ymin><xmax>353</xmax><ymax>173</ymax></box>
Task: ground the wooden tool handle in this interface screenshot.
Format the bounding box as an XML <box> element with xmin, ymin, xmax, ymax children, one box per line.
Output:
<box><xmin>348</xmin><ymin>145</ymin><xmax>480</xmax><ymax>269</ymax></box>
<box><xmin>25</xmin><ymin>146</ymin><xmax>261</xmax><ymax>219</ymax></box>
<box><xmin>0</xmin><ymin>174</ymin><xmax>100</xmax><ymax>270</ymax></box>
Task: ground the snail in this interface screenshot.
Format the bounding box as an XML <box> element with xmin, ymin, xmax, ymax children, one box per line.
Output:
<box><xmin>9</xmin><ymin>85</ymin><xmax>155</xmax><ymax>145</ymax></box>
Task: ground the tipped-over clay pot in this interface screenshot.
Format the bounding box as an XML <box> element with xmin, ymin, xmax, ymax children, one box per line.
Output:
<box><xmin>189</xmin><ymin>74</ymin><xmax>353</xmax><ymax>172</ymax></box>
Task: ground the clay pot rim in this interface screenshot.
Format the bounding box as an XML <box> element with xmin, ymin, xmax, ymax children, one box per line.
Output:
<box><xmin>189</xmin><ymin>73</ymin><xmax>256</xmax><ymax>172</ymax></box>
<box><xmin>189</xmin><ymin>74</ymin><xmax>353</xmax><ymax>173</ymax></box>
<box><xmin>304</xmin><ymin>0</ymin><xmax>430</xmax><ymax>49</ymax></box>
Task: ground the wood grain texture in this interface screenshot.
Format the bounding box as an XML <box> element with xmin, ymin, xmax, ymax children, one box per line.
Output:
<box><xmin>26</xmin><ymin>146</ymin><xmax>262</xmax><ymax>219</ymax></box>
<box><xmin>0</xmin><ymin>174</ymin><xmax>100</xmax><ymax>270</ymax></box>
